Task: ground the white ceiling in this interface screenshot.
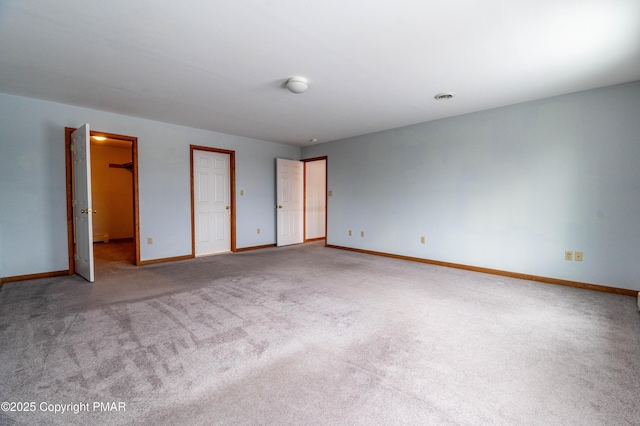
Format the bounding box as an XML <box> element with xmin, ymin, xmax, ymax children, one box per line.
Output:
<box><xmin>1</xmin><ymin>1</ymin><xmax>639</xmax><ymax>146</ymax></box>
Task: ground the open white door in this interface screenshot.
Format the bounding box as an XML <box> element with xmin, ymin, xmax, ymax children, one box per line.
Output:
<box><xmin>276</xmin><ymin>158</ymin><xmax>304</xmax><ymax>246</ymax></box>
<box><xmin>71</xmin><ymin>124</ymin><xmax>95</xmax><ymax>282</ymax></box>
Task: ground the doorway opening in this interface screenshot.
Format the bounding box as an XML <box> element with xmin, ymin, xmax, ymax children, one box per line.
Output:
<box><xmin>65</xmin><ymin>127</ymin><xmax>140</xmax><ymax>278</ymax></box>
<box><xmin>275</xmin><ymin>156</ymin><xmax>327</xmax><ymax>247</ymax></box>
<box><xmin>303</xmin><ymin>156</ymin><xmax>328</xmax><ymax>243</ymax></box>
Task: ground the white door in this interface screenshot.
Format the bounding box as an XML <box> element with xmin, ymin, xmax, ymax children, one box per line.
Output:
<box><xmin>194</xmin><ymin>150</ymin><xmax>231</xmax><ymax>255</ymax></box>
<box><xmin>71</xmin><ymin>124</ymin><xmax>95</xmax><ymax>282</ymax></box>
<box><xmin>276</xmin><ymin>158</ymin><xmax>304</xmax><ymax>246</ymax></box>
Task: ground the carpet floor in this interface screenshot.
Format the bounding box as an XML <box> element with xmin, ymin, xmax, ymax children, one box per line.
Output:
<box><xmin>1</xmin><ymin>241</ymin><xmax>639</xmax><ymax>425</ymax></box>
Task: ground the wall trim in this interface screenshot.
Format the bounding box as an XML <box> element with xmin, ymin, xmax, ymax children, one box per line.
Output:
<box><xmin>1</xmin><ymin>270</ymin><xmax>69</xmax><ymax>284</ymax></box>
<box><xmin>235</xmin><ymin>244</ymin><xmax>277</xmax><ymax>252</ymax></box>
<box><xmin>138</xmin><ymin>255</ymin><xmax>193</xmax><ymax>266</ymax></box>
<box><xmin>305</xmin><ymin>237</ymin><xmax>326</xmax><ymax>243</ymax></box>
<box><xmin>326</xmin><ymin>244</ymin><xmax>638</xmax><ymax>297</ymax></box>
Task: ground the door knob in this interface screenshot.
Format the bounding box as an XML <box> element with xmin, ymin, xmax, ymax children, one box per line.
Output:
<box><xmin>225</xmin><ymin>206</ymin><xmax>230</xmax><ymax>210</ymax></box>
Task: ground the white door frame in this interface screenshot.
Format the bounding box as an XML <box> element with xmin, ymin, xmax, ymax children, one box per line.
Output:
<box><xmin>190</xmin><ymin>145</ymin><xmax>236</xmax><ymax>254</ymax></box>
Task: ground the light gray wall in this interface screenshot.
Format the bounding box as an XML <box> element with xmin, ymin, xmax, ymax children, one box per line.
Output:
<box><xmin>0</xmin><ymin>93</ymin><xmax>299</xmax><ymax>277</ymax></box>
<box><xmin>302</xmin><ymin>81</ymin><xmax>640</xmax><ymax>291</ymax></box>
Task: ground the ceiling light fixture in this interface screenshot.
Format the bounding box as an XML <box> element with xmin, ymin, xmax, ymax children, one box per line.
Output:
<box><xmin>92</xmin><ymin>136</ymin><xmax>107</xmax><ymax>141</ymax></box>
<box><xmin>287</xmin><ymin>77</ymin><xmax>309</xmax><ymax>94</ymax></box>
<box><xmin>434</xmin><ymin>92</ymin><xmax>456</xmax><ymax>100</ymax></box>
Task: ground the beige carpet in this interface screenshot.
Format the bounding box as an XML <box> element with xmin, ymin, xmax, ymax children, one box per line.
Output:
<box><xmin>1</xmin><ymin>241</ymin><xmax>639</xmax><ymax>425</ymax></box>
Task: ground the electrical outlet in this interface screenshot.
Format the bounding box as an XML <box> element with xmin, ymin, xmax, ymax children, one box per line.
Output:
<box><xmin>147</xmin><ymin>237</ymin><xmax>153</xmax><ymax>245</ymax></box>
<box><xmin>575</xmin><ymin>251</ymin><xmax>583</xmax><ymax>261</ymax></box>
<box><xmin>420</xmin><ymin>236</ymin><xmax>426</xmax><ymax>244</ymax></box>
<box><xmin>257</xmin><ymin>228</ymin><xmax>260</xmax><ymax>234</ymax></box>
<box><xmin>361</xmin><ymin>231</ymin><xmax>365</xmax><ymax>237</ymax></box>
<box><xmin>240</xmin><ymin>189</ymin><xmax>244</xmax><ymax>196</ymax></box>
<box><xmin>348</xmin><ymin>230</ymin><xmax>352</xmax><ymax>236</ymax></box>
<box><xmin>565</xmin><ymin>250</ymin><xmax>573</xmax><ymax>261</ymax></box>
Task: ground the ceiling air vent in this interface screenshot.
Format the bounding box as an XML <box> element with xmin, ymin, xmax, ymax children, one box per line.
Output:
<box><xmin>434</xmin><ymin>92</ymin><xmax>456</xmax><ymax>100</ymax></box>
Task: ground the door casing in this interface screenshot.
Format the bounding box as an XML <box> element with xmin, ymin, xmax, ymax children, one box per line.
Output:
<box><xmin>192</xmin><ymin>149</ymin><xmax>232</xmax><ymax>255</ymax></box>
<box><xmin>65</xmin><ymin>127</ymin><xmax>140</xmax><ymax>275</ymax></box>
<box><xmin>190</xmin><ymin>145</ymin><xmax>237</xmax><ymax>254</ymax></box>
<box><xmin>302</xmin><ymin>156</ymin><xmax>328</xmax><ymax>242</ymax></box>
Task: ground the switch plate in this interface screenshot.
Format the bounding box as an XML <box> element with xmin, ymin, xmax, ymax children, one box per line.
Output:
<box><xmin>420</xmin><ymin>236</ymin><xmax>426</xmax><ymax>244</ymax></box>
<box><xmin>575</xmin><ymin>251</ymin><xmax>583</xmax><ymax>261</ymax></box>
<box><xmin>240</xmin><ymin>189</ymin><xmax>244</xmax><ymax>196</ymax></box>
<box><xmin>257</xmin><ymin>228</ymin><xmax>260</xmax><ymax>234</ymax></box>
<box><xmin>565</xmin><ymin>250</ymin><xmax>573</xmax><ymax>261</ymax></box>
<box><xmin>348</xmin><ymin>230</ymin><xmax>352</xmax><ymax>236</ymax></box>
<box><xmin>361</xmin><ymin>231</ymin><xmax>365</xmax><ymax>237</ymax></box>
<box><xmin>147</xmin><ymin>237</ymin><xmax>153</xmax><ymax>245</ymax></box>
<box><xmin>328</xmin><ymin>190</ymin><xmax>333</xmax><ymax>196</ymax></box>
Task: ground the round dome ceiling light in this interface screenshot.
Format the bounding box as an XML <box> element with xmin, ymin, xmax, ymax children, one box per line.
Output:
<box><xmin>287</xmin><ymin>77</ymin><xmax>309</xmax><ymax>94</ymax></box>
<box><xmin>434</xmin><ymin>92</ymin><xmax>456</xmax><ymax>100</ymax></box>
